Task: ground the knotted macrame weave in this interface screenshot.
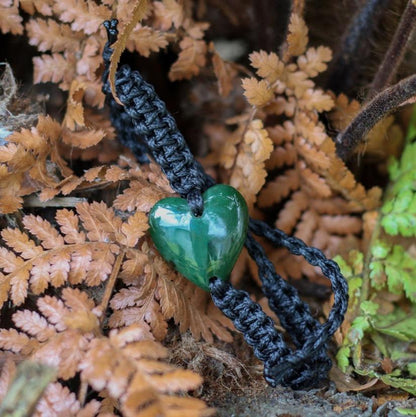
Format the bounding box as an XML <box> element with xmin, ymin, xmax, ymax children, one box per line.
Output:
<box><xmin>102</xmin><ymin>19</ymin><xmax>348</xmax><ymax>390</ymax></box>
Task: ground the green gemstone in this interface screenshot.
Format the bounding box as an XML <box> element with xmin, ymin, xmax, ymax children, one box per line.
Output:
<box><xmin>149</xmin><ymin>184</ymin><xmax>249</xmax><ymax>291</ymax></box>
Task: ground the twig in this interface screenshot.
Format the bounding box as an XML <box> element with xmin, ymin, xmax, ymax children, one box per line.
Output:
<box><xmin>78</xmin><ymin>380</ymin><xmax>88</xmax><ymax>407</ymax></box>
<box><xmin>0</xmin><ymin>361</ymin><xmax>56</xmax><ymax>417</ymax></box>
<box><xmin>369</xmin><ymin>0</ymin><xmax>416</xmax><ymax>95</ymax></box>
<box><xmin>335</xmin><ymin>73</ymin><xmax>416</xmax><ymax>160</ymax></box>
<box><xmin>24</xmin><ymin>195</ymin><xmax>87</xmax><ymax>208</ymax></box>
<box><xmin>96</xmin><ymin>250</ymin><xmax>125</xmax><ymax>324</ymax></box>
<box><xmin>326</xmin><ymin>0</ymin><xmax>391</xmax><ymax>94</ymax></box>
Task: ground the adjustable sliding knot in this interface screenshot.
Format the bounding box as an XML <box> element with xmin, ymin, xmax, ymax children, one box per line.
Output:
<box><xmin>102</xmin><ymin>18</ymin><xmax>349</xmax><ymax>390</ymax></box>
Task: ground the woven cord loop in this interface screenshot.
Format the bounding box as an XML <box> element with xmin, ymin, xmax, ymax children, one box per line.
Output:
<box><xmin>102</xmin><ymin>19</ymin><xmax>348</xmax><ymax>389</ymax></box>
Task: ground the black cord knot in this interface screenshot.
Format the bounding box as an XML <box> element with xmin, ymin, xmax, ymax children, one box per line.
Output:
<box><xmin>186</xmin><ymin>188</ymin><xmax>204</xmax><ymax>216</ymax></box>
<box><xmin>264</xmin><ymin>358</ymin><xmax>332</xmax><ymax>390</ymax></box>
<box><xmin>264</xmin><ymin>352</ymin><xmax>332</xmax><ymax>389</ymax></box>
<box><xmin>103</xmin><ymin>19</ymin><xmax>118</xmax><ymax>64</ymax></box>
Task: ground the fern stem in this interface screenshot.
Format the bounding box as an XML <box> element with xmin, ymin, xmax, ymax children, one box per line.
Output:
<box><xmin>360</xmin><ymin>215</ymin><xmax>382</xmax><ymax>318</ymax></box>
<box><xmin>369</xmin><ymin>0</ymin><xmax>416</xmax><ymax>96</ymax></box>
<box><xmin>78</xmin><ymin>380</ymin><xmax>88</xmax><ymax>407</ymax></box>
<box><xmin>326</xmin><ymin>0</ymin><xmax>391</xmax><ymax>95</ymax></box>
<box><xmin>98</xmin><ymin>250</ymin><xmax>125</xmax><ymax>323</ymax></box>
<box><xmin>335</xmin><ymin>73</ymin><xmax>416</xmax><ymax>159</ymax></box>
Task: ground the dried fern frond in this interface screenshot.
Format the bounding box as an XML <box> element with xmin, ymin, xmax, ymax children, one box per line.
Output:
<box><xmin>0</xmin><ymin>0</ymin><xmax>212</xmax><ymax>163</ymax></box>
<box><xmin>110</xmin><ymin>246</ymin><xmax>233</xmax><ymax>343</ymax></box>
<box><xmin>0</xmin><ymin>205</ymin><xmax>120</xmax><ymax>306</ymax></box>
<box><xmin>0</xmin><ymin>116</ymin><xmax>72</xmax><ymax>213</ymax></box>
<box><xmin>0</xmin><ymin>194</ymin><xmax>232</xmax><ymax>342</ymax></box>
<box><xmin>0</xmin><ymin>0</ymin><xmax>23</xmax><ymax>35</ymax></box>
<box><xmin>0</xmin><ymin>290</ymin><xmax>211</xmax><ymax>416</ymax></box>
<box><xmin>205</xmin><ymin>13</ymin><xmax>385</xmax><ymax>282</ymax></box>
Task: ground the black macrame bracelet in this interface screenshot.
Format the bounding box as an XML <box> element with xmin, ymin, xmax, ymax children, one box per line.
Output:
<box><xmin>102</xmin><ymin>19</ymin><xmax>348</xmax><ymax>390</ymax></box>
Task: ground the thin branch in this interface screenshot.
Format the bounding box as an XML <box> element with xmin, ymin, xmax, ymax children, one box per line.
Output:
<box><xmin>335</xmin><ymin>74</ymin><xmax>416</xmax><ymax>160</ymax></box>
<box><xmin>24</xmin><ymin>195</ymin><xmax>87</xmax><ymax>208</ymax></box>
<box><xmin>78</xmin><ymin>380</ymin><xmax>88</xmax><ymax>407</ymax></box>
<box><xmin>97</xmin><ymin>250</ymin><xmax>125</xmax><ymax>324</ymax></box>
<box><xmin>369</xmin><ymin>0</ymin><xmax>416</xmax><ymax>96</ymax></box>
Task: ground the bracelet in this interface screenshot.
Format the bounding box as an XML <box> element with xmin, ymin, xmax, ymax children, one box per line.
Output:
<box><xmin>102</xmin><ymin>19</ymin><xmax>348</xmax><ymax>390</ymax></box>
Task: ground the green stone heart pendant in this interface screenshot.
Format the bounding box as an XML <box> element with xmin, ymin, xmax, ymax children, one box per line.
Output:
<box><xmin>149</xmin><ymin>185</ymin><xmax>249</xmax><ymax>291</ymax></box>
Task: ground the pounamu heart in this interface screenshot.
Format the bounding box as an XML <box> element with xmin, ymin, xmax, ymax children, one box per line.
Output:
<box><xmin>149</xmin><ymin>185</ymin><xmax>249</xmax><ymax>291</ymax></box>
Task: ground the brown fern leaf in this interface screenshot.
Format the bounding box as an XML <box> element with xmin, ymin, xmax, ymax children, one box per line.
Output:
<box><xmin>110</xmin><ymin>244</ymin><xmax>233</xmax><ymax>343</ymax></box>
<box><xmin>53</xmin><ymin>0</ymin><xmax>111</xmax><ymax>35</ymax></box>
<box><xmin>241</xmin><ymin>78</ymin><xmax>274</xmax><ymax>108</ymax></box>
<box><xmin>286</xmin><ymin>13</ymin><xmax>308</xmax><ymax>58</ymax></box>
<box><xmin>24</xmin><ymin>1</ymin><xmax>108</xmax><ymax>111</ymax></box>
<box><xmin>41</xmin><ymin>162</ymin><xmax>170</xmax><ymax>212</ymax></box>
<box><xmin>258</xmin><ymin>169</ymin><xmax>299</xmax><ymax>208</ymax></box>
<box><xmin>0</xmin><ymin>202</ymin><xmax>126</xmax><ymax>305</ymax></box>
<box><xmin>205</xmin><ymin>120</ymin><xmax>273</xmax><ymax>211</ymax></box>
<box><xmin>154</xmin><ymin>255</ymin><xmax>233</xmax><ymax>343</ymax></box>
<box><xmin>34</xmin><ymin>382</ymin><xmax>100</xmax><ymax>417</ymax></box>
<box><xmin>113</xmin><ymin>179</ymin><xmax>171</xmax><ymax>213</ymax></box>
<box><xmin>0</xmin><ymin>288</ymin><xmax>96</xmax><ymax>379</ymax></box>
<box><xmin>0</xmin><ymin>115</ymin><xmax>74</xmax><ymax>213</ymax></box>
<box><xmin>0</xmin><ymin>354</ymin><xmax>17</xmax><ymax>402</ymax></box>
<box><xmin>1</xmin><ymin>182</ymin><xmax>232</xmax><ymax>342</ymax></box>
<box><xmin>20</xmin><ymin>0</ymin><xmax>53</xmax><ymax>16</ymax></box>
<box><xmin>169</xmin><ymin>36</ymin><xmax>207</xmax><ymax>81</ymax></box>
<box><xmin>0</xmin><ymin>1</ymin><xmax>23</xmax><ymax>35</ymax></box>
<box><xmin>210</xmin><ymin>43</ymin><xmax>237</xmax><ymax>98</ymax></box>
<box><xmin>266</xmin><ymin>142</ymin><xmax>297</xmax><ymax>170</ymax></box>
<box><xmin>297</xmin><ymin>46</ymin><xmax>332</xmax><ymax>78</ymax></box>
<box><xmin>63</xmin><ymin>79</ymin><xmax>88</xmax><ymax>130</ymax></box>
<box><xmin>80</xmin><ymin>325</ymin><xmax>212</xmax><ymax>417</ymax></box>
<box><xmin>153</xmin><ymin>0</ymin><xmax>184</xmax><ymax>30</ymax></box>
<box><xmin>228</xmin><ymin>120</ymin><xmax>273</xmax><ymax>210</ymax></box>
<box><xmin>15</xmin><ymin>0</ymin><xmax>210</xmax><ymax>168</ymax></box>
<box><xmin>250</xmin><ymin>50</ymin><xmax>285</xmax><ymax>84</ymax></box>
<box><xmin>109</xmin><ymin>273</ymin><xmax>168</xmax><ymax>340</ymax></box>
<box><xmin>125</xmin><ymin>26</ymin><xmax>168</xmax><ymax>57</ymax></box>
<box><xmin>26</xmin><ymin>18</ymin><xmax>82</xmax><ymax>53</ymax></box>
<box><xmin>1</xmin><ymin>284</ymin><xmax>210</xmax><ymax>415</ymax></box>
<box><xmin>33</xmin><ymin>53</ymin><xmax>76</xmax><ymax>87</ymax></box>
<box><xmin>62</xmin><ymin>128</ymin><xmax>107</xmax><ymax>149</ymax></box>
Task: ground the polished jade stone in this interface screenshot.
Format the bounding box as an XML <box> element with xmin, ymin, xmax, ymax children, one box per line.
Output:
<box><xmin>149</xmin><ymin>184</ymin><xmax>249</xmax><ymax>291</ymax></box>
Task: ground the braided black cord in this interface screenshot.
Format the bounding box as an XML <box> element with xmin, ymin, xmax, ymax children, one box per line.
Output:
<box><xmin>102</xmin><ymin>19</ymin><xmax>348</xmax><ymax>389</ymax></box>
<box><xmin>106</xmin><ymin>96</ymin><xmax>150</xmax><ymax>164</ymax></box>
<box><xmin>249</xmin><ymin>219</ymin><xmax>348</xmax><ymax>338</ymax></box>
<box><xmin>102</xmin><ymin>20</ymin><xmax>211</xmax><ymax>216</ymax></box>
<box><xmin>245</xmin><ymin>234</ymin><xmax>332</xmax><ymax>388</ymax></box>
<box><xmin>102</xmin><ymin>21</ymin><xmax>149</xmax><ymax>164</ymax></box>
<box><xmin>246</xmin><ymin>234</ymin><xmax>319</xmax><ymax>348</ymax></box>
<box><xmin>209</xmin><ymin>277</ymin><xmax>291</xmax><ymax>362</ymax></box>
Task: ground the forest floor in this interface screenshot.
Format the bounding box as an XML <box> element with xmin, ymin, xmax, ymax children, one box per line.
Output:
<box><xmin>211</xmin><ymin>384</ymin><xmax>416</xmax><ymax>417</ymax></box>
